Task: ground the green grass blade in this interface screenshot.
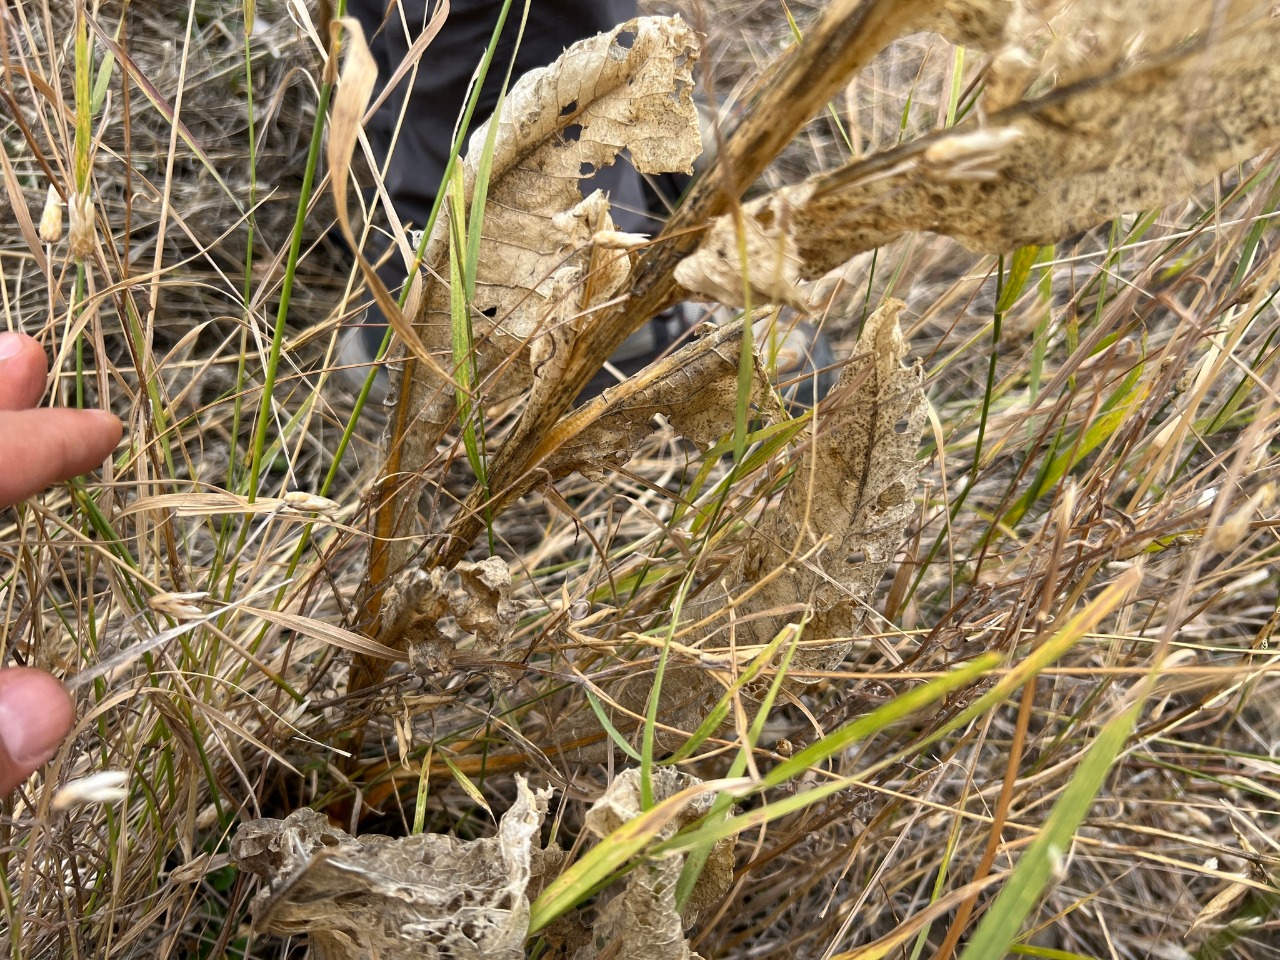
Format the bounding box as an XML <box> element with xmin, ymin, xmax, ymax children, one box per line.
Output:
<box><xmin>664</xmin><ymin>621</ymin><xmax>802</xmax><ymax>765</ymax></box>
<box><xmin>957</xmin><ymin>701</ymin><xmax>1141</xmax><ymax>960</ymax></box>
<box><xmin>528</xmin><ymin>776</ymin><xmax>754</xmax><ymax>935</ymax></box>
<box><xmin>674</xmin><ymin>624</ymin><xmax>803</xmax><ymax>909</ymax></box>
<box><xmin>1003</xmin><ymin>362</ymin><xmax>1147</xmax><ymax>528</ymax></box>
<box><xmin>584</xmin><ymin>690</ymin><xmax>644</xmax><ymax>762</ymax></box>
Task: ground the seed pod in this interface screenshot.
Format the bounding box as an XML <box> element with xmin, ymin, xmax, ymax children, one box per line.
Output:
<box><xmin>68</xmin><ymin>190</ymin><xmax>96</xmax><ymax>259</ymax></box>
<box><xmin>38</xmin><ymin>185</ymin><xmax>63</xmax><ymax>243</ymax></box>
<box><xmin>283</xmin><ymin>490</ymin><xmax>342</xmax><ymax>515</ymax></box>
<box><xmin>592</xmin><ymin>229</ymin><xmax>649</xmax><ymax>251</ymax></box>
<box><xmin>148</xmin><ymin>590</ymin><xmax>210</xmax><ymax>620</ymax></box>
<box><xmin>52</xmin><ymin>771</ymin><xmax>128</xmax><ymax>810</ymax></box>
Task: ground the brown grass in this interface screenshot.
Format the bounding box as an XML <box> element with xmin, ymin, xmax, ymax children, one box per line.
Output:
<box><xmin>1</xmin><ymin>1</ymin><xmax>1278</xmax><ymax>957</ymax></box>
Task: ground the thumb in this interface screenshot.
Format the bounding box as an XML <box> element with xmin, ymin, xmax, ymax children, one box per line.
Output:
<box><xmin>0</xmin><ymin>669</ymin><xmax>73</xmax><ymax>796</ymax></box>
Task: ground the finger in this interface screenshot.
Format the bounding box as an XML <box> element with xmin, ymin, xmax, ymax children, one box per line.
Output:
<box><xmin>0</xmin><ymin>668</ymin><xmax>73</xmax><ymax>797</ymax></box>
<box><xmin>0</xmin><ymin>333</ymin><xmax>51</xmax><ymax>411</ymax></box>
<box><xmin>0</xmin><ymin>408</ymin><xmax>122</xmax><ymax>509</ymax></box>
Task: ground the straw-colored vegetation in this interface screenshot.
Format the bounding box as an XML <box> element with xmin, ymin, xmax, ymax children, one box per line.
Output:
<box><xmin>2</xmin><ymin>0</ymin><xmax>1279</xmax><ymax>957</ymax></box>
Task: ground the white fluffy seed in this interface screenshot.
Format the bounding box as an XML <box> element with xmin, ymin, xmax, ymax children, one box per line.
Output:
<box><xmin>52</xmin><ymin>771</ymin><xmax>128</xmax><ymax>810</ymax></box>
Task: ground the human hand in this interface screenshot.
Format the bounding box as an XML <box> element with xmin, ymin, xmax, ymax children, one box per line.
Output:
<box><xmin>0</xmin><ymin>332</ymin><xmax>122</xmax><ymax>796</ymax></box>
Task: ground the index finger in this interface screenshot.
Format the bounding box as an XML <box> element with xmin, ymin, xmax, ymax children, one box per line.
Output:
<box><xmin>0</xmin><ymin>408</ymin><xmax>122</xmax><ymax>508</ymax></box>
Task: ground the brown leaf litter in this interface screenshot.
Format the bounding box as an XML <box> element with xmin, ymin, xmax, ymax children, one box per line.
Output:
<box><xmin>675</xmin><ymin>0</ymin><xmax>1280</xmax><ymax>306</ymax></box>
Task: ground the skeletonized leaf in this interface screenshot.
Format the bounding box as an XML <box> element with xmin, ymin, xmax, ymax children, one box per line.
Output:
<box><xmin>569</xmin><ymin>768</ymin><xmax>734</xmax><ymax>960</ymax></box>
<box><xmin>419</xmin><ymin>0</ymin><xmax>968</xmax><ymax>578</ymax></box>
<box><xmin>554</xmin><ymin>301</ymin><xmax>925</xmax><ymax>761</ymax></box>
<box><xmin>676</xmin><ymin>2</ymin><xmax>1280</xmax><ymax>306</ymax></box>
<box><xmin>363</xmin><ymin>559</ymin><xmax>526</xmax><ymax>672</ymax></box>
<box><xmin>446</xmin><ymin>319</ymin><xmax>783</xmax><ymax>577</ymax></box>
<box><xmin>927</xmin><ymin>1</ymin><xmax>1270</xmax><ymax>111</ymax></box>
<box><xmin>231</xmin><ymin>777</ymin><xmax>553</xmax><ymax>960</ymax></box>
<box><xmin>722</xmin><ymin>299</ymin><xmax>925</xmax><ymax>667</ymax></box>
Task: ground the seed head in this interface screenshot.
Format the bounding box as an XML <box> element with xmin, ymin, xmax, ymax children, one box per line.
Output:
<box><xmin>38</xmin><ymin>185</ymin><xmax>63</xmax><ymax>244</ymax></box>
<box><xmin>68</xmin><ymin>190</ymin><xmax>97</xmax><ymax>259</ymax></box>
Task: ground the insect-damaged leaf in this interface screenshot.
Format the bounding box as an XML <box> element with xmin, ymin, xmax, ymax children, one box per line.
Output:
<box><xmin>369</xmin><ymin>16</ymin><xmax>702</xmax><ymax>639</ymax></box>
<box><xmin>371</xmin><ymin>557</ymin><xmax>526</xmax><ymax>674</ymax></box>
<box><xmin>232</xmin><ymin>777</ymin><xmax>555</xmax><ymax>960</ymax></box>
<box><xmin>568</xmin><ymin>769</ymin><xmax>734</xmax><ymax>960</ymax></box>
<box><xmin>722</xmin><ymin>299</ymin><xmax>926</xmax><ymax>668</ymax></box>
<box><xmin>393</xmin><ymin>15</ymin><xmax>700</xmax><ymax>427</ymax></box>
<box><xmin>550</xmin><ymin>301</ymin><xmax>925</xmax><ymax>760</ymax></box>
<box><xmin>675</xmin><ymin>0</ymin><xmax>1280</xmax><ymax>306</ymax></box>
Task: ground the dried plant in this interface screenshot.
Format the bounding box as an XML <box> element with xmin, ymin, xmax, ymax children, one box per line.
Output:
<box><xmin>1</xmin><ymin>1</ymin><xmax>1278</xmax><ymax>958</ymax></box>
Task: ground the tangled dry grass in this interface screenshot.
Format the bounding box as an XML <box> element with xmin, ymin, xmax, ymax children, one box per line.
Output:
<box><xmin>2</xmin><ymin>0</ymin><xmax>1279</xmax><ymax>957</ymax></box>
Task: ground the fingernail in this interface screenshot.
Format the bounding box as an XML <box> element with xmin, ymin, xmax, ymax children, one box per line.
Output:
<box><xmin>0</xmin><ymin>332</ymin><xmax>24</xmax><ymax>361</ymax></box>
<box><xmin>0</xmin><ymin>672</ymin><xmax>72</xmax><ymax>768</ymax></box>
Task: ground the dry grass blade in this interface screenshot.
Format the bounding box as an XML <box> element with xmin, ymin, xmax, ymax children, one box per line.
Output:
<box><xmin>245</xmin><ymin>606</ymin><xmax>407</xmax><ymax>664</ymax></box>
<box><xmin>326</xmin><ymin>14</ymin><xmax>451</xmax><ymax>383</ymax></box>
<box><xmin>4</xmin><ymin>0</ymin><xmax>1280</xmax><ymax>957</ymax></box>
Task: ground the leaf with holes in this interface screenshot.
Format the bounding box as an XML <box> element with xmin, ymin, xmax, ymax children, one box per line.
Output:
<box><xmin>675</xmin><ymin>1</ymin><xmax>1280</xmax><ymax>306</ymax></box>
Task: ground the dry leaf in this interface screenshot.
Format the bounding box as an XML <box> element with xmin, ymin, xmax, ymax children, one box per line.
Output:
<box><xmin>574</xmin><ymin>768</ymin><xmax>734</xmax><ymax>960</ymax></box>
<box><xmin>416</xmin><ymin>0</ymin><xmax>960</xmax><ymax>580</ymax></box>
<box><xmin>466</xmin><ymin>321</ymin><xmax>781</xmax><ymax>609</ymax></box>
<box><xmin>232</xmin><ymin>777</ymin><xmax>553</xmax><ymax>960</ymax></box>
<box><xmin>371</xmin><ymin>558</ymin><xmax>525</xmax><ymax>671</ymax></box>
<box><xmin>544</xmin><ymin>318</ymin><xmax>784</xmax><ymax>482</ymax></box>
<box><xmin>928</xmin><ymin>0</ymin><xmax>1272</xmax><ymax>111</ymax></box>
<box><xmin>554</xmin><ymin>301</ymin><xmax>924</xmax><ymax>760</ymax></box>
<box><xmin>676</xmin><ymin>2</ymin><xmax>1280</xmax><ymax>306</ymax></box>
<box><xmin>396</xmin><ymin>15</ymin><xmax>700</xmax><ymax>426</ymax></box>
<box><xmin>722</xmin><ymin>299</ymin><xmax>926</xmax><ymax>669</ymax></box>
<box><xmin>1187</xmin><ymin>875</ymin><xmax>1253</xmax><ymax>935</ymax></box>
<box><xmin>371</xmin><ymin>16</ymin><xmax>702</xmax><ymax>650</ymax></box>
<box><xmin>454</xmin><ymin>557</ymin><xmax>523</xmax><ymax>650</ymax></box>
<box><xmin>378</xmin><ymin>568</ymin><xmax>454</xmax><ymax>673</ymax></box>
